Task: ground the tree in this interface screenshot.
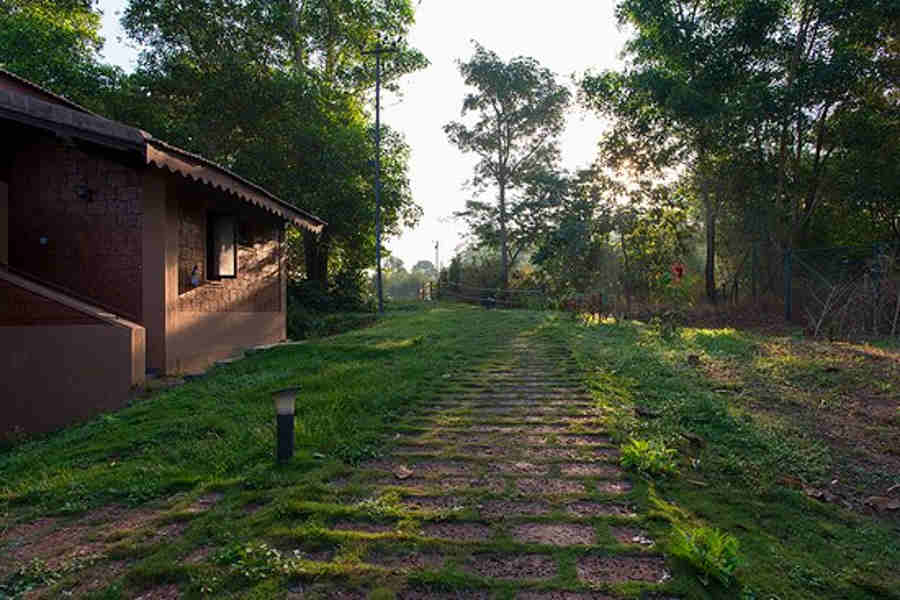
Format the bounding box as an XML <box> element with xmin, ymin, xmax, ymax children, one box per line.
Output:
<box><xmin>0</xmin><ymin>0</ymin><xmax>124</xmax><ymax>112</ymax></box>
<box><xmin>120</xmin><ymin>0</ymin><xmax>427</xmax><ymax>286</ymax></box>
<box><xmin>584</xmin><ymin>0</ymin><xmax>900</xmax><ymax>307</ymax></box>
<box><xmin>444</xmin><ymin>43</ymin><xmax>570</xmax><ymax>290</ymax></box>
<box><xmin>582</xmin><ymin>0</ymin><xmax>777</xmax><ymax>303</ymax></box>
<box><xmin>411</xmin><ymin>260</ymin><xmax>437</xmax><ymax>279</ymax></box>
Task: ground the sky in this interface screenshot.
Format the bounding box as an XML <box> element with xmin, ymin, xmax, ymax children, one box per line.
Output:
<box><xmin>97</xmin><ymin>0</ymin><xmax>629</xmax><ymax>271</ymax></box>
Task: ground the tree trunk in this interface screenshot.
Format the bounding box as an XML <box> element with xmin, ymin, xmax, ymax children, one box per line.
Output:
<box><xmin>499</xmin><ymin>181</ymin><xmax>508</xmax><ymax>291</ymax></box>
<box><xmin>303</xmin><ymin>230</ymin><xmax>329</xmax><ymax>283</ymax></box>
<box><xmin>705</xmin><ymin>190</ymin><xmax>717</xmax><ymax>305</ymax></box>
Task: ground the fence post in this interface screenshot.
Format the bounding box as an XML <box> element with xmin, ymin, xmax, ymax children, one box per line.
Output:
<box><xmin>784</xmin><ymin>247</ymin><xmax>793</xmax><ymax>321</ymax></box>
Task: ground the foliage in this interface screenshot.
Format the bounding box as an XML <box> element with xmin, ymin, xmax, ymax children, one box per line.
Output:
<box><xmin>121</xmin><ymin>0</ymin><xmax>428</xmax><ymax>286</ymax></box>
<box><xmin>620</xmin><ymin>438</ymin><xmax>678</xmax><ymax>477</ymax></box>
<box><xmin>445</xmin><ymin>42</ymin><xmax>570</xmax><ymax>288</ymax></box>
<box><xmin>670</xmin><ymin>526</ymin><xmax>741</xmax><ymax>587</ymax></box>
<box><xmin>549</xmin><ymin>315</ymin><xmax>900</xmax><ymax>598</ymax></box>
<box><xmin>582</xmin><ymin>0</ymin><xmax>900</xmax><ymax>307</ymax></box>
<box><xmin>379</xmin><ymin>256</ymin><xmax>436</xmax><ymax>301</ymax></box>
<box><xmin>0</xmin><ymin>0</ymin><xmax>125</xmax><ymax>113</ymax></box>
<box><xmin>286</xmin><ymin>277</ymin><xmax>374</xmax><ymax>340</ymax></box>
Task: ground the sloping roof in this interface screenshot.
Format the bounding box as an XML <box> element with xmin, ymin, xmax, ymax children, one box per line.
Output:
<box><xmin>0</xmin><ymin>68</ymin><xmax>96</xmax><ymax>114</ymax></box>
<box><xmin>0</xmin><ymin>69</ymin><xmax>326</xmax><ymax>232</ymax></box>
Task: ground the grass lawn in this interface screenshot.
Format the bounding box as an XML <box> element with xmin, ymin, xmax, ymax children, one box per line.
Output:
<box><xmin>549</xmin><ymin>315</ymin><xmax>900</xmax><ymax>599</ymax></box>
<box><xmin>1</xmin><ymin>304</ymin><xmax>898</xmax><ymax>599</ymax></box>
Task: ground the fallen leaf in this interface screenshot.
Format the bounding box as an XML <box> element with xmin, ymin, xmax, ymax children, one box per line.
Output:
<box><xmin>393</xmin><ymin>465</ymin><xmax>413</xmax><ymax>480</ymax></box>
<box><xmin>312</xmin><ymin>452</ymin><xmax>326</xmax><ymax>459</ymax></box>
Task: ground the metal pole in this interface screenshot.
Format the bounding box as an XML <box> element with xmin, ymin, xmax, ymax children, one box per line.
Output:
<box><xmin>375</xmin><ymin>40</ymin><xmax>384</xmax><ymax>314</ymax></box>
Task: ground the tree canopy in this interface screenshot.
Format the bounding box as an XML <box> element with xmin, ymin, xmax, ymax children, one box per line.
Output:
<box><xmin>445</xmin><ymin>42</ymin><xmax>570</xmax><ymax>289</ymax></box>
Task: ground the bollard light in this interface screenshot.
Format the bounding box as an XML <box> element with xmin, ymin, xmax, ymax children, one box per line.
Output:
<box><xmin>272</xmin><ymin>387</ymin><xmax>300</xmax><ymax>463</ymax></box>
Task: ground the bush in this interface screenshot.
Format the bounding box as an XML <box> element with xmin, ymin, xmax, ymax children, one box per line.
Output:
<box><xmin>620</xmin><ymin>438</ymin><xmax>678</xmax><ymax>477</ymax></box>
<box><xmin>670</xmin><ymin>525</ymin><xmax>741</xmax><ymax>587</ymax></box>
<box><xmin>286</xmin><ymin>274</ymin><xmax>375</xmax><ymax>340</ymax></box>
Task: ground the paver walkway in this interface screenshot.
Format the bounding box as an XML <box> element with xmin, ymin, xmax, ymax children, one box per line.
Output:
<box><xmin>313</xmin><ymin>331</ymin><xmax>671</xmax><ymax>599</ymax></box>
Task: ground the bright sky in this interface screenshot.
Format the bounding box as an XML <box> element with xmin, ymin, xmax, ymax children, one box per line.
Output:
<box><xmin>97</xmin><ymin>0</ymin><xmax>627</xmax><ymax>271</ymax></box>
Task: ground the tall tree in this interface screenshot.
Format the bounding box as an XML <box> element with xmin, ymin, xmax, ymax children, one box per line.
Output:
<box><xmin>584</xmin><ymin>0</ymin><xmax>900</xmax><ymax>306</ymax></box>
<box><xmin>121</xmin><ymin>0</ymin><xmax>427</xmax><ymax>284</ymax></box>
<box><xmin>582</xmin><ymin>0</ymin><xmax>777</xmax><ymax>303</ymax></box>
<box><xmin>444</xmin><ymin>43</ymin><xmax>570</xmax><ymax>290</ymax></box>
<box><xmin>0</xmin><ymin>0</ymin><xmax>123</xmax><ymax>112</ymax></box>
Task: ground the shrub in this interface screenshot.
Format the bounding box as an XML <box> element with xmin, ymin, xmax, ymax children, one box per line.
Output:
<box><xmin>620</xmin><ymin>438</ymin><xmax>678</xmax><ymax>477</ymax></box>
<box><xmin>670</xmin><ymin>525</ymin><xmax>741</xmax><ymax>587</ymax></box>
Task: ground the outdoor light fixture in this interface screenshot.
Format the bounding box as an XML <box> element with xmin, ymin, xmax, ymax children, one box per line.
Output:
<box><xmin>272</xmin><ymin>387</ymin><xmax>300</xmax><ymax>463</ymax></box>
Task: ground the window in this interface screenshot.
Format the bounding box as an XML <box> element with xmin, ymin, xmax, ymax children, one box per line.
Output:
<box><xmin>207</xmin><ymin>214</ymin><xmax>236</xmax><ymax>279</ymax></box>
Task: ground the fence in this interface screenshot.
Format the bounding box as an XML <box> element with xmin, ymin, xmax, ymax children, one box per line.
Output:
<box><xmin>787</xmin><ymin>242</ymin><xmax>900</xmax><ymax>337</ymax></box>
<box><xmin>419</xmin><ymin>281</ymin><xmax>549</xmax><ymax>308</ymax></box>
<box><xmin>420</xmin><ymin>240</ymin><xmax>900</xmax><ymax>338</ymax></box>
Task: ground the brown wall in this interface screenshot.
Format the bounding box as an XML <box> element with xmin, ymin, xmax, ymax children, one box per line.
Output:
<box><xmin>0</xmin><ymin>278</ymin><xmax>102</xmax><ymax>325</ymax></box>
<box><xmin>142</xmin><ymin>170</ymin><xmax>168</xmax><ymax>373</ymax></box>
<box><xmin>174</xmin><ymin>180</ymin><xmax>282</xmax><ymax>313</ymax></box>
<box><xmin>166</xmin><ymin>312</ymin><xmax>285</xmax><ymax>374</ymax></box>
<box><xmin>1</xmin><ymin>323</ymin><xmax>144</xmax><ymax>434</ymax></box>
<box><xmin>0</xmin><ymin>274</ymin><xmax>145</xmax><ymax>434</ymax></box>
<box><xmin>160</xmin><ymin>177</ymin><xmax>286</xmax><ymax>373</ymax></box>
<box><xmin>7</xmin><ymin>133</ymin><xmax>143</xmax><ymax>321</ymax></box>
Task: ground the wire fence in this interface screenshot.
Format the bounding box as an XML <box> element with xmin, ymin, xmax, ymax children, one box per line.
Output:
<box><xmin>788</xmin><ymin>242</ymin><xmax>900</xmax><ymax>337</ymax></box>
<box><xmin>418</xmin><ymin>240</ymin><xmax>900</xmax><ymax>339</ymax></box>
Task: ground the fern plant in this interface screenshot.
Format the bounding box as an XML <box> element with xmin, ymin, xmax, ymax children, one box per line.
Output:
<box><xmin>620</xmin><ymin>438</ymin><xmax>678</xmax><ymax>477</ymax></box>
<box><xmin>670</xmin><ymin>525</ymin><xmax>741</xmax><ymax>586</ymax></box>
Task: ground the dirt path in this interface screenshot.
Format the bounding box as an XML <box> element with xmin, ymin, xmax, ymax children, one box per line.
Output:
<box><xmin>336</xmin><ymin>331</ymin><xmax>671</xmax><ymax>598</ymax></box>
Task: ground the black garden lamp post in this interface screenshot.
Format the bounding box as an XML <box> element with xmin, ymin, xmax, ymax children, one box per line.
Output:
<box><xmin>272</xmin><ymin>387</ymin><xmax>301</xmax><ymax>463</ymax></box>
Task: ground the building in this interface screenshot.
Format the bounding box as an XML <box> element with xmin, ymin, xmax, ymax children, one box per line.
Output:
<box><xmin>0</xmin><ymin>69</ymin><xmax>326</xmax><ymax>434</ymax></box>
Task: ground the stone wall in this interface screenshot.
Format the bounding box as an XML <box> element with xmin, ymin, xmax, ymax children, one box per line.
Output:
<box><xmin>7</xmin><ymin>134</ymin><xmax>143</xmax><ymax>321</ymax></box>
<box><xmin>175</xmin><ymin>189</ymin><xmax>282</xmax><ymax>314</ymax></box>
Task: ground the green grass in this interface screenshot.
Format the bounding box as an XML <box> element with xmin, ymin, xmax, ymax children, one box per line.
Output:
<box><xmin>2</xmin><ymin>305</ymin><xmax>898</xmax><ymax>599</ymax></box>
<box><xmin>544</xmin><ymin>316</ymin><xmax>900</xmax><ymax>599</ymax></box>
<box><xmin>1</xmin><ymin>305</ymin><xmax>544</xmax><ymax>515</ymax></box>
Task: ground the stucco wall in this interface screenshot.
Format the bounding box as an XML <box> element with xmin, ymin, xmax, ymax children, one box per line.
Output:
<box><xmin>1</xmin><ymin>324</ymin><xmax>144</xmax><ymax>434</ymax></box>
<box><xmin>166</xmin><ymin>311</ymin><xmax>285</xmax><ymax>374</ymax></box>
<box><xmin>0</xmin><ymin>274</ymin><xmax>145</xmax><ymax>434</ymax></box>
<box><xmin>7</xmin><ymin>133</ymin><xmax>143</xmax><ymax>321</ymax></box>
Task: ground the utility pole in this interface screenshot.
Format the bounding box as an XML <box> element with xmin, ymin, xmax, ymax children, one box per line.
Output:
<box><xmin>364</xmin><ymin>38</ymin><xmax>396</xmax><ymax>314</ymax></box>
<box><xmin>434</xmin><ymin>240</ymin><xmax>439</xmax><ymax>274</ymax></box>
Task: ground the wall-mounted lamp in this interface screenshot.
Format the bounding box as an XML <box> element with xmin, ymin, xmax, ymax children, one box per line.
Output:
<box><xmin>272</xmin><ymin>387</ymin><xmax>300</xmax><ymax>463</ymax></box>
<box><xmin>74</xmin><ymin>184</ymin><xmax>93</xmax><ymax>202</ymax></box>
